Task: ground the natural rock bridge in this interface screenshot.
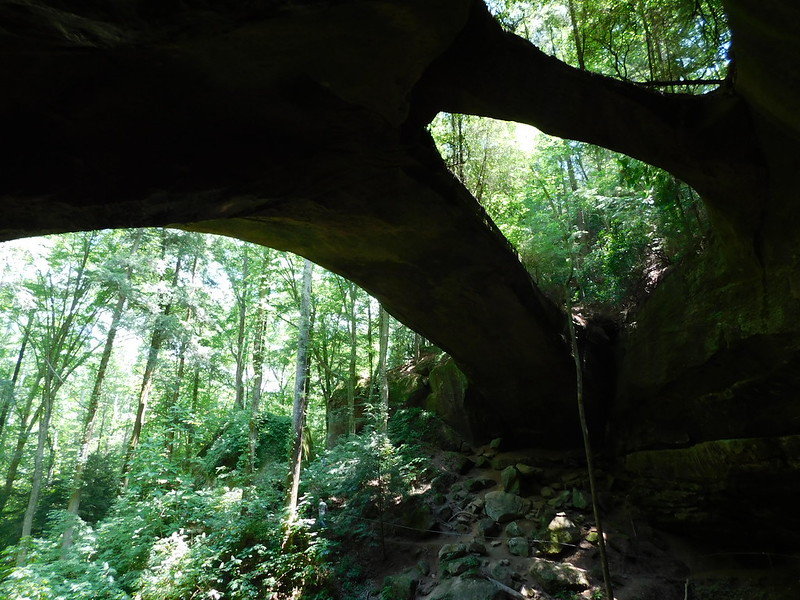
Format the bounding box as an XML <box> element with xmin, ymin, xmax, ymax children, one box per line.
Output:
<box><xmin>2</xmin><ymin>0</ymin><xmax>800</xmax><ymax>544</ymax></box>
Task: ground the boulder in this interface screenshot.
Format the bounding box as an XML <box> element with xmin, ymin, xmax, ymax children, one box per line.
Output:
<box><xmin>484</xmin><ymin>491</ymin><xmax>530</xmax><ymax>523</ymax></box>
<box><xmin>516</xmin><ymin>463</ymin><xmax>544</xmax><ymax>479</ymax></box>
<box><xmin>398</xmin><ymin>498</ymin><xmax>437</xmax><ymax>538</ymax></box>
<box><xmin>464</xmin><ymin>477</ymin><xmax>496</xmax><ymax>492</ymax></box>
<box><xmin>507</xmin><ymin>536</ymin><xmax>530</xmax><ymax>557</ymax></box>
<box><xmin>440</xmin><ymin>555</ymin><xmax>481</xmax><ymax>578</ymax></box>
<box><xmin>464</xmin><ymin>497</ymin><xmax>485</xmax><ymax>515</ymax></box>
<box><xmin>542</xmin><ymin>512</ymin><xmax>581</xmax><ymax>555</ymax></box>
<box><xmin>381</xmin><ymin>568</ymin><xmax>421</xmax><ymax>600</ymax></box>
<box><xmin>443</xmin><ymin>451</ymin><xmax>474</xmax><ymax>475</ymax></box>
<box><xmin>501</xmin><ymin>466</ymin><xmax>520</xmax><ymax>494</ymax></box>
<box><xmin>429</xmin><ymin>577</ymin><xmax>505</xmax><ymax>600</ymax></box>
<box><xmin>490</xmin><ymin>455</ymin><xmax>518</xmax><ymax>471</ymax></box>
<box><xmin>478</xmin><ymin>518</ymin><xmax>499</xmax><ymax>538</ymax></box>
<box><xmin>504</xmin><ymin>521</ymin><xmax>523</xmax><ymax>537</ymax></box>
<box><xmin>489</xmin><ymin>562</ymin><xmax>514</xmax><ymax>588</ymax></box>
<box><xmin>438</xmin><ymin>543</ymin><xmax>470</xmax><ymax>562</ymax></box>
<box><xmin>432</xmin><ymin>471</ymin><xmax>459</xmax><ymax>493</ymax></box>
<box><xmin>467</xmin><ymin>542</ymin><xmax>488</xmax><ymax>555</ymax></box>
<box><xmin>528</xmin><ymin>558</ymin><xmax>590</xmax><ymax>594</ymax></box>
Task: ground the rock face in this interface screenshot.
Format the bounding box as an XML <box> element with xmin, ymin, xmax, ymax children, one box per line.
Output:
<box><xmin>613</xmin><ymin>246</ymin><xmax>800</xmax><ymax>546</ymax></box>
<box><xmin>623</xmin><ymin>435</ymin><xmax>800</xmax><ymax>547</ymax></box>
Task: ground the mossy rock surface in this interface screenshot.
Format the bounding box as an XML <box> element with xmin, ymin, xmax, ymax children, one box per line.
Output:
<box><xmin>429</xmin><ymin>577</ymin><xmax>504</xmax><ymax>600</ymax></box>
<box><xmin>381</xmin><ymin>568</ymin><xmax>421</xmax><ymax>600</ymax></box>
<box><xmin>529</xmin><ymin>558</ymin><xmax>590</xmax><ymax>594</ymax></box>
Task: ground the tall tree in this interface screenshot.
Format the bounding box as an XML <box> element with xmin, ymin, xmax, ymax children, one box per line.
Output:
<box><xmin>232</xmin><ymin>247</ymin><xmax>250</xmax><ymax>411</ymax></box>
<box><xmin>248</xmin><ymin>250</ymin><xmax>271</xmax><ymax>475</ymax></box>
<box><xmin>345</xmin><ymin>280</ymin><xmax>359</xmax><ymax>436</ymax></box>
<box><xmin>285</xmin><ymin>258</ymin><xmax>313</xmax><ymax>533</ymax></box>
<box><xmin>377</xmin><ymin>304</ymin><xmax>390</xmax><ymax>432</ymax></box>
<box><xmin>17</xmin><ymin>233</ymin><xmax>102</xmax><ymax>564</ymax></box>
<box><xmin>0</xmin><ymin>378</ymin><xmax>42</xmax><ymax>514</ymax></box>
<box><xmin>121</xmin><ymin>231</ymin><xmax>183</xmax><ymax>487</ymax></box>
<box><xmin>62</xmin><ymin>230</ymin><xmax>144</xmax><ymax>550</ymax></box>
<box><xmin>164</xmin><ymin>251</ymin><xmax>200</xmax><ymax>461</ymax></box>
<box><xmin>0</xmin><ymin>310</ymin><xmax>33</xmax><ymax>444</ymax></box>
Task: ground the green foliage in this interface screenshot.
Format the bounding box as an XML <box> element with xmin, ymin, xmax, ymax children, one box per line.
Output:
<box><xmin>76</xmin><ymin>452</ymin><xmax>120</xmax><ymax>524</ymax></box>
<box><xmin>303</xmin><ymin>431</ymin><xmax>423</xmax><ymax>543</ymax></box>
<box><xmin>0</xmin><ymin>511</ymin><xmax>129</xmax><ymax>599</ymax></box>
<box><xmin>431</xmin><ymin>115</ymin><xmax>708</xmax><ymax>309</ymax></box>
<box><xmin>199</xmin><ymin>410</ymin><xmax>292</xmax><ymax>480</ymax></box>
<box><xmin>0</xmin><ymin>479</ymin><xmax>337</xmax><ymax>600</ymax></box>
<box><xmin>387</xmin><ymin>407</ymin><xmax>453</xmax><ymax>451</ymax></box>
<box><xmin>489</xmin><ymin>0</ymin><xmax>729</xmax><ymax>91</ymax></box>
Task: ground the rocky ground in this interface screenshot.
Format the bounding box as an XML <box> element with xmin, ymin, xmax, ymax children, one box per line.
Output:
<box><xmin>337</xmin><ymin>439</ymin><xmax>800</xmax><ymax>600</ymax></box>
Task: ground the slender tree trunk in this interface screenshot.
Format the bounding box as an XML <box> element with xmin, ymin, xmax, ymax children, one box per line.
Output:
<box><xmin>17</xmin><ymin>385</ymin><xmax>54</xmax><ymax>565</ymax></box>
<box><xmin>120</xmin><ymin>325</ymin><xmax>164</xmax><ymax>485</ymax></box>
<box><xmin>0</xmin><ymin>386</ymin><xmax>41</xmax><ymax>514</ymax></box>
<box><xmin>0</xmin><ymin>310</ymin><xmax>33</xmax><ymax>444</ymax></box>
<box><xmin>121</xmin><ymin>248</ymin><xmax>182</xmax><ymax>487</ymax></box>
<box><xmin>567</xmin><ymin>0</ymin><xmax>586</xmax><ymax>70</ymax></box>
<box><xmin>94</xmin><ymin>392</ymin><xmax>112</xmax><ymax>456</ymax></box>
<box><xmin>346</xmin><ymin>282</ymin><xmax>358</xmax><ymax>436</ymax></box>
<box><xmin>377</xmin><ymin>304</ymin><xmax>390</xmax><ymax>432</ymax></box>
<box><xmin>248</xmin><ymin>259</ymin><xmax>269</xmax><ymax>475</ymax></box>
<box><xmin>186</xmin><ymin>365</ymin><xmax>200</xmax><ymax>462</ymax></box>
<box><xmin>285</xmin><ymin>259</ymin><xmax>313</xmax><ymax>535</ymax></box>
<box><xmin>62</xmin><ymin>286</ymin><xmax>128</xmax><ymax>550</ymax></box>
<box><xmin>636</xmin><ymin>0</ymin><xmax>658</xmax><ymax>82</ymax></box>
<box><xmin>366</xmin><ymin>300</ymin><xmax>375</xmax><ymax>401</ymax></box>
<box><xmin>165</xmin><ymin>347</ymin><xmax>186</xmax><ymax>461</ymax></box>
<box><xmin>234</xmin><ymin>250</ymin><xmax>250</xmax><ymax>411</ymax></box>
<box><xmin>565</xmin><ymin>296</ymin><xmax>614</xmax><ymax>600</ymax></box>
<box><xmin>450</xmin><ymin>113</ymin><xmax>466</xmax><ymax>183</ymax></box>
<box><xmin>46</xmin><ymin>429</ymin><xmax>58</xmax><ymax>487</ymax></box>
<box><xmin>166</xmin><ymin>252</ymin><xmax>198</xmax><ymax>461</ymax></box>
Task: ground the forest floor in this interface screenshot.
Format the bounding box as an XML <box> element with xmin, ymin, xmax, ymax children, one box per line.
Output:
<box><xmin>330</xmin><ymin>442</ymin><xmax>800</xmax><ymax>600</ymax></box>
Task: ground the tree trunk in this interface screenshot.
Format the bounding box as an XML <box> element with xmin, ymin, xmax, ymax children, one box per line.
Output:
<box><xmin>366</xmin><ymin>300</ymin><xmax>375</xmax><ymax>402</ymax></box>
<box><xmin>567</xmin><ymin>0</ymin><xmax>585</xmax><ymax>70</ymax></box>
<box><xmin>285</xmin><ymin>258</ymin><xmax>313</xmax><ymax>533</ymax></box>
<box><xmin>565</xmin><ymin>295</ymin><xmax>614</xmax><ymax>600</ymax></box>
<box><xmin>62</xmin><ymin>270</ymin><xmax>131</xmax><ymax>549</ymax></box>
<box><xmin>234</xmin><ymin>249</ymin><xmax>250</xmax><ymax>411</ymax></box>
<box><xmin>166</xmin><ymin>252</ymin><xmax>198</xmax><ymax>461</ymax></box>
<box><xmin>17</xmin><ymin>388</ymin><xmax>54</xmax><ymax>565</ymax></box>
<box><xmin>377</xmin><ymin>304</ymin><xmax>390</xmax><ymax>432</ymax></box>
<box><xmin>186</xmin><ymin>365</ymin><xmax>201</xmax><ymax>462</ymax></box>
<box><xmin>0</xmin><ymin>310</ymin><xmax>33</xmax><ymax>444</ymax></box>
<box><xmin>346</xmin><ymin>281</ymin><xmax>358</xmax><ymax>436</ymax></box>
<box><xmin>0</xmin><ymin>384</ymin><xmax>41</xmax><ymax>514</ymax></box>
<box><xmin>121</xmin><ymin>246</ymin><xmax>182</xmax><ymax>487</ymax></box>
<box><xmin>248</xmin><ymin>255</ymin><xmax>270</xmax><ymax>475</ymax></box>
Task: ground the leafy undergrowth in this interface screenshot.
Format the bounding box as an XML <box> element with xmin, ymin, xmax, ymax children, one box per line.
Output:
<box><xmin>0</xmin><ymin>482</ymin><xmax>337</xmax><ymax>600</ymax></box>
<box><xmin>0</xmin><ymin>410</ymin><xmax>436</xmax><ymax>600</ymax></box>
